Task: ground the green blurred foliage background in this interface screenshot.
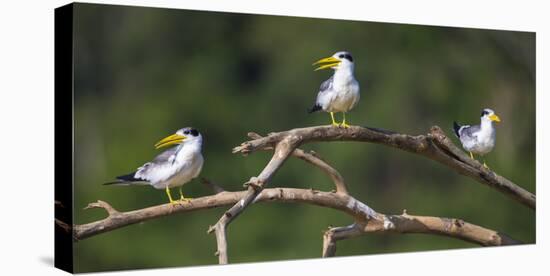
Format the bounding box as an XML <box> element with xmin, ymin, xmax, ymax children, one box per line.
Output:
<box><xmin>72</xmin><ymin>3</ymin><xmax>535</xmax><ymax>272</ymax></box>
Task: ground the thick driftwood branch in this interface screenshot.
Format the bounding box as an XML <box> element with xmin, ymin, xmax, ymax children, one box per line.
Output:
<box><xmin>233</xmin><ymin>125</ymin><xmax>535</xmax><ymax>210</ymax></box>
<box><xmin>72</xmin><ymin>189</ymin><xmax>520</xmax><ymax>250</ymax></box>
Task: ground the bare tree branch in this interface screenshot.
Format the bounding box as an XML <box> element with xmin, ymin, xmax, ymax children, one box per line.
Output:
<box><xmin>201</xmin><ymin>177</ymin><xmax>226</xmax><ymax>194</ymax></box>
<box><xmin>71</xmin><ymin>188</ymin><xmax>520</xmax><ymax>250</ymax></box>
<box><xmin>208</xmin><ymin>130</ymin><xmax>349</xmax><ymax>264</ymax></box>
<box><xmin>55</xmin><ymin>219</ymin><xmax>71</xmax><ymax>234</ymax></box>
<box><xmin>291</xmin><ymin>149</ymin><xmax>348</xmax><ymax>194</ymax></box>
<box><xmin>321</xmin><ymin>208</ymin><xmax>521</xmax><ymax>257</ymax></box>
<box><xmin>322</xmin><ymin>223</ymin><xmax>363</xmax><ymax>257</ymax></box>
<box><xmin>233</xmin><ymin>125</ymin><xmax>535</xmax><ymax>210</ymax></box>
<box><xmin>65</xmin><ymin>124</ymin><xmax>531</xmax><ymax>264</ymax></box>
<box><xmin>248</xmin><ymin>132</ymin><xmax>348</xmax><ymax>194</ymax></box>
<box><xmin>208</xmin><ymin>135</ymin><xmax>301</xmax><ymax>264</ymax></box>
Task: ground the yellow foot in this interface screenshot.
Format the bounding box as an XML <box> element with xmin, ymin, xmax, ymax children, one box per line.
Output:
<box><xmin>331</xmin><ymin>122</ymin><xmax>340</xmax><ymax>127</ymax></box>
<box><xmin>341</xmin><ymin>113</ymin><xmax>350</xmax><ymax>128</ymax></box>
<box><xmin>179</xmin><ymin>196</ymin><xmax>192</xmax><ymax>202</ymax></box>
<box><xmin>169</xmin><ymin>199</ymin><xmax>180</xmax><ymax>205</ymax></box>
<box><xmin>483</xmin><ymin>162</ymin><xmax>489</xmax><ymax>169</ymax></box>
<box><xmin>340</xmin><ymin>122</ymin><xmax>351</xmax><ymax>128</ymax></box>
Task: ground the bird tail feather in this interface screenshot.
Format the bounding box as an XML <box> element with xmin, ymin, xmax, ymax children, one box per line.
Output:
<box><xmin>103</xmin><ymin>172</ymin><xmax>149</xmax><ymax>186</ymax></box>
<box><xmin>453</xmin><ymin>121</ymin><xmax>461</xmax><ymax>137</ymax></box>
<box><xmin>308</xmin><ymin>104</ymin><xmax>322</xmax><ymax>113</ymax></box>
<box><xmin>102</xmin><ymin>181</ymin><xmax>133</xmax><ymax>186</ymax></box>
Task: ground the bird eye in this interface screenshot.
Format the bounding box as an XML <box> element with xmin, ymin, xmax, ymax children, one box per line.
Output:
<box><xmin>481</xmin><ymin>110</ymin><xmax>488</xmax><ymax>116</ymax></box>
<box><xmin>338</xmin><ymin>54</ymin><xmax>344</xmax><ymax>58</ymax></box>
<box><xmin>183</xmin><ymin>130</ymin><xmax>190</xmax><ymax>135</ymax></box>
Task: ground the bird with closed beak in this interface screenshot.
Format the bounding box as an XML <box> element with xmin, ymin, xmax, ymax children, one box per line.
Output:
<box><xmin>453</xmin><ymin>108</ymin><xmax>501</xmax><ymax>168</ymax></box>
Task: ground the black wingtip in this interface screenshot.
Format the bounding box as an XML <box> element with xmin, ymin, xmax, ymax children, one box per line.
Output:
<box><xmin>103</xmin><ymin>172</ymin><xmax>142</xmax><ymax>185</ymax></box>
<box><xmin>117</xmin><ymin>172</ymin><xmax>141</xmax><ymax>182</ymax></box>
<box><xmin>308</xmin><ymin>104</ymin><xmax>322</xmax><ymax>114</ymax></box>
<box><xmin>453</xmin><ymin>121</ymin><xmax>461</xmax><ymax>137</ymax></box>
<box><xmin>103</xmin><ymin>180</ymin><xmax>123</xmax><ymax>186</ymax></box>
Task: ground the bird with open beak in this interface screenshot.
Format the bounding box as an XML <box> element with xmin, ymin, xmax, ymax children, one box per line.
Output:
<box><xmin>308</xmin><ymin>51</ymin><xmax>360</xmax><ymax>128</ymax></box>
<box><xmin>104</xmin><ymin>127</ymin><xmax>204</xmax><ymax>204</ymax></box>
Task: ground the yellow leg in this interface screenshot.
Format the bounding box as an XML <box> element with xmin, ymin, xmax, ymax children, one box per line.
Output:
<box><xmin>165</xmin><ymin>187</ymin><xmax>176</xmax><ymax>204</ymax></box>
<box><xmin>330</xmin><ymin>112</ymin><xmax>339</xmax><ymax>127</ymax></box>
<box><xmin>341</xmin><ymin>112</ymin><xmax>350</xmax><ymax>128</ymax></box>
<box><xmin>179</xmin><ymin>186</ymin><xmax>192</xmax><ymax>202</ymax></box>
<box><xmin>469</xmin><ymin>152</ymin><xmax>474</xmax><ymax>159</ymax></box>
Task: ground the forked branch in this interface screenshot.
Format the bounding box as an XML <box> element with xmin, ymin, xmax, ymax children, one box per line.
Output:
<box><xmin>247</xmin><ymin>131</ymin><xmax>348</xmax><ymax>194</ymax></box>
<box><xmin>233</xmin><ymin>125</ymin><xmax>535</xmax><ymax>209</ymax></box>
<box><xmin>207</xmin><ymin>135</ymin><xmax>300</xmax><ymax>264</ymax></box>
<box><xmin>322</xmin><ymin>209</ymin><xmax>521</xmax><ymax>257</ymax></box>
<box><xmin>64</xmin><ymin>124</ymin><xmax>531</xmax><ymax>264</ymax></box>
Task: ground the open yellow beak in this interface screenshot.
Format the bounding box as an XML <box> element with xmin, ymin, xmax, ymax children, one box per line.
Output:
<box><xmin>313</xmin><ymin>56</ymin><xmax>341</xmax><ymax>71</ymax></box>
<box><xmin>489</xmin><ymin>114</ymin><xmax>501</xmax><ymax>123</ymax></box>
<box><xmin>154</xmin><ymin>133</ymin><xmax>186</xmax><ymax>149</ymax></box>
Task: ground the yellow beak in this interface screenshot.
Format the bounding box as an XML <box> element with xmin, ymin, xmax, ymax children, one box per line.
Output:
<box><xmin>313</xmin><ymin>56</ymin><xmax>341</xmax><ymax>71</ymax></box>
<box><xmin>489</xmin><ymin>114</ymin><xmax>501</xmax><ymax>123</ymax></box>
<box><xmin>154</xmin><ymin>133</ymin><xmax>186</xmax><ymax>149</ymax></box>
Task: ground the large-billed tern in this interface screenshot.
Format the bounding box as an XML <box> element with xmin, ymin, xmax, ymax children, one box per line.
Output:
<box><xmin>105</xmin><ymin>127</ymin><xmax>204</xmax><ymax>204</ymax></box>
<box><xmin>453</xmin><ymin>108</ymin><xmax>501</xmax><ymax>168</ymax></box>
<box><xmin>308</xmin><ymin>51</ymin><xmax>360</xmax><ymax>128</ymax></box>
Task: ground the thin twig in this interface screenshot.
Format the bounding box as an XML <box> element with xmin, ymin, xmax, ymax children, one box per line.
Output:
<box><xmin>249</xmin><ymin>132</ymin><xmax>348</xmax><ymax>194</ymax></box>
<box><xmin>201</xmin><ymin>178</ymin><xmax>226</xmax><ymax>194</ymax></box>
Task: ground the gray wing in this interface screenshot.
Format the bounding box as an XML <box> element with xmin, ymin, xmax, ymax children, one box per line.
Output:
<box><xmin>134</xmin><ymin>147</ymin><xmax>179</xmax><ymax>180</ymax></box>
<box><xmin>459</xmin><ymin>125</ymin><xmax>480</xmax><ymax>143</ymax></box>
<box><xmin>151</xmin><ymin>147</ymin><xmax>179</xmax><ymax>164</ymax></box>
<box><xmin>105</xmin><ymin>147</ymin><xmax>179</xmax><ymax>185</ymax></box>
<box><xmin>319</xmin><ymin>76</ymin><xmax>333</xmax><ymax>93</ymax></box>
<box><xmin>315</xmin><ymin>76</ymin><xmax>334</xmax><ymax>105</ymax></box>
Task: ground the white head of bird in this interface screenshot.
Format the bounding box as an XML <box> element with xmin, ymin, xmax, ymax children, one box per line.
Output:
<box><xmin>154</xmin><ymin>127</ymin><xmax>203</xmax><ymax>150</ymax></box>
<box><xmin>480</xmin><ymin>108</ymin><xmax>501</xmax><ymax>127</ymax></box>
<box><xmin>313</xmin><ymin>51</ymin><xmax>355</xmax><ymax>73</ymax></box>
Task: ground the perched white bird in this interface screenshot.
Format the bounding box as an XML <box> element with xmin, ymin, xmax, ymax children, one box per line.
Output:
<box><xmin>453</xmin><ymin>108</ymin><xmax>501</xmax><ymax>168</ymax></box>
<box><xmin>308</xmin><ymin>51</ymin><xmax>360</xmax><ymax>128</ymax></box>
<box><xmin>105</xmin><ymin>127</ymin><xmax>204</xmax><ymax>204</ymax></box>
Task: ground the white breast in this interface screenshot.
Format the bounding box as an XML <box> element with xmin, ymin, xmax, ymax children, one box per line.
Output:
<box><xmin>464</xmin><ymin>127</ymin><xmax>495</xmax><ymax>156</ymax></box>
<box><xmin>150</xmin><ymin>153</ymin><xmax>204</xmax><ymax>189</ymax></box>
<box><xmin>328</xmin><ymin>79</ymin><xmax>360</xmax><ymax>112</ymax></box>
<box><xmin>318</xmin><ymin>75</ymin><xmax>359</xmax><ymax>113</ymax></box>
